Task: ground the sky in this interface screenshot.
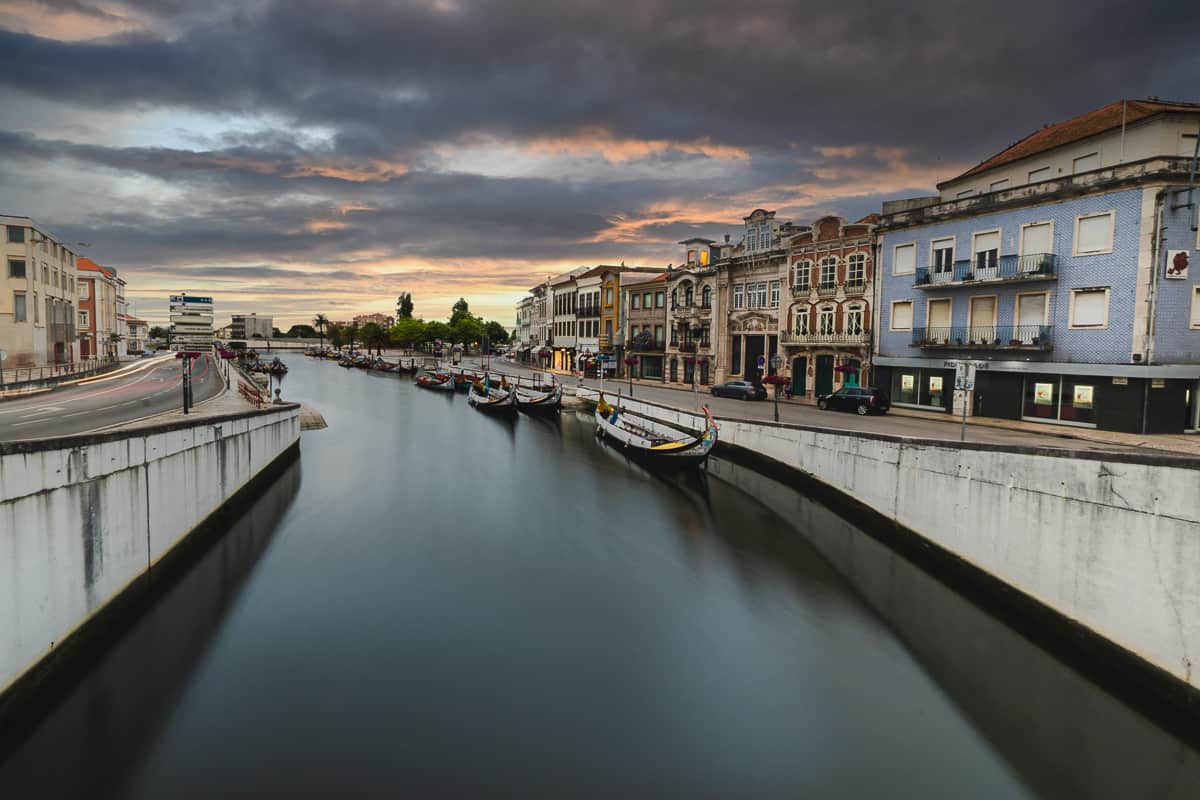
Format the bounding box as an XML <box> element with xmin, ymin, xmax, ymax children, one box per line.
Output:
<box><xmin>1</xmin><ymin>0</ymin><xmax>1198</xmax><ymax>328</ymax></box>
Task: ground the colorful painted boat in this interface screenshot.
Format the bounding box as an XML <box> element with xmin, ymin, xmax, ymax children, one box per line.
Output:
<box><xmin>593</xmin><ymin>394</ymin><xmax>717</xmax><ymax>468</ymax></box>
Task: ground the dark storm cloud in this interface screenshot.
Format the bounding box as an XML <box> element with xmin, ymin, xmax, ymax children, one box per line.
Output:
<box><xmin>4</xmin><ymin>0</ymin><xmax>1198</xmax><ymax>163</ymax></box>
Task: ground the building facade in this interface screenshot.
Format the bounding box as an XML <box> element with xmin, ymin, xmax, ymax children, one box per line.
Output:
<box><xmin>77</xmin><ymin>257</ymin><xmax>119</xmax><ymax>360</ymax></box>
<box><xmin>231</xmin><ymin>313</ymin><xmax>273</xmax><ymax>339</ymax></box>
<box><xmin>875</xmin><ymin>98</ymin><xmax>1200</xmax><ymax>433</ymax></box>
<box><xmin>665</xmin><ymin>239</ymin><xmax>722</xmax><ymax>386</ymax></box>
<box><xmin>515</xmin><ymin>296</ymin><xmax>532</xmax><ymax>349</ymax></box>
<box><xmin>574</xmin><ymin>270</ymin><xmax>602</xmax><ymax>374</ymax></box>
<box><xmin>1</xmin><ymin>216</ymin><xmax>79</xmax><ymax>367</ymax></box>
<box><xmin>782</xmin><ymin>215</ymin><xmax>877</xmax><ymax>399</ymax></box>
<box><xmin>169</xmin><ymin>293</ymin><xmax>215</xmax><ymax>351</ymax></box>
<box><xmin>352</xmin><ymin>312</ymin><xmax>394</xmax><ymax>329</ymax></box>
<box><xmin>125</xmin><ymin>316</ymin><xmax>148</xmax><ymax>354</ymax></box>
<box><xmin>548</xmin><ymin>271</ymin><xmax>580</xmax><ymax>371</ymax></box>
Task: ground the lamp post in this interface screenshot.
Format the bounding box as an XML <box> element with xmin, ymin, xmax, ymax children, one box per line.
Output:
<box><xmin>769</xmin><ymin>352</ymin><xmax>783</xmax><ymax>423</ymax></box>
<box><xmin>690</xmin><ymin>322</ymin><xmax>703</xmax><ymax>411</ymax></box>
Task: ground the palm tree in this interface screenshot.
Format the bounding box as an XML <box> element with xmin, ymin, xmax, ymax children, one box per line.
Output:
<box><xmin>313</xmin><ymin>313</ymin><xmax>329</xmax><ymax>351</ymax></box>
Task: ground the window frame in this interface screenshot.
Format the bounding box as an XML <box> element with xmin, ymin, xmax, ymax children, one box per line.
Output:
<box><xmin>631</xmin><ymin>293</ymin><xmax>640</xmax><ymax>310</ymax></box>
<box><xmin>1072</xmin><ymin>151</ymin><xmax>1100</xmax><ymax>174</ymax></box>
<box><xmin>971</xmin><ymin>228</ymin><xmax>1002</xmax><ymax>271</ymax></box>
<box><xmin>818</xmin><ymin>256</ymin><xmax>837</xmax><ymax>288</ymax></box>
<box><xmin>1068</xmin><ymin>287</ymin><xmax>1111</xmax><ymax>330</ymax></box>
<box><xmin>79</xmin><ymin>309</ymin><xmax>90</xmax><ymax>328</ymax></box>
<box><xmin>846</xmin><ymin>252</ymin><xmax>866</xmax><ymax>284</ymax></box>
<box><xmin>1073</xmin><ymin>211</ymin><xmax>1115</xmax><ymax>256</ymax></box>
<box><xmin>794</xmin><ymin>260</ymin><xmax>812</xmax><ymax>290</ymax></box>
<box><xmin>967</xmin><ymin>293</ymin><xmax>999</xmax><ymax>329</ymax></box>
<box><xmin>794</xmin><ymin>305</ymin><xmax>811</xmax><ymax>335</ymax></box>
<box><xmin>13</xmin><ymin>291</ymin><xmax>26</xmax><ymax>322</ymax></box>
<box><xmin>817</xmin><ymin>304</ymin><xmax>836</xmax><ymax>335</ymax></box>
<box><xmin>1015</xmin><ymin>291</ymin><xmax>1052</xmax><ymax>326</ymax></box>
<box><xmin>889</xmin><ymin>299</ymin><xmax>914</xmax><ymax>331</ymax></box>
<box><xmin>8</xmin><ymin>258</ymin><xmax>26</xmax><ymax>279</ymax></box>
<box><xmin>654</xmin><ymin>291</ymin><xmax>665</xmax><ymax>308</ymax></box>
<box><xmin>845</xmin><ymin>303</ymin><xmax>865</xmax><ymax>335</ymax></box>
<box><xmin>733</xmin><ymin>284</ymin><xmax>744</xmax><ymax>309</ymax></box>
<box><xmin>930</xmin><ymin>237</ymin><xmax>955</xmax><ymax>274</ymax></box>
<box><xmin>926</xmin><ymin>297</ymin><xmax>953</xmax><ymax>329</ymax></box>
<box><xmin>1190</xmin><ymin>286</ymin><xmax>1200</xmax><ymax>330</ymax></box>
<box><xmin>769</xmin><ymin>280</ymin><xmax>780</xmax><ymax>307</ymax></box>
<box><xmin>1019</xmin><ymin>220</ymin><xmax>1055</xmax><ymax>256</ymax></box>
<box><xmin>892</xmin><ymin>242</ymin><xmax>916</xmax><ymax>276</ymax></box>
<box><xmin>1028</xmin><ymin>166</ymin><xmax>1051</xmax><ymax>183</ymax></box>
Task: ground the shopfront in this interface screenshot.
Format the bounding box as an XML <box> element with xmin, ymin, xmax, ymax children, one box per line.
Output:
<box><xmin>889</xmin><ymin>366</ymin><xmax>955</xmax><ymax>413</ymax></box>
<box><xmin>1022</xmin><ymin>373</ymin><xmax>1098</xmax><ymax>427</ymax></box>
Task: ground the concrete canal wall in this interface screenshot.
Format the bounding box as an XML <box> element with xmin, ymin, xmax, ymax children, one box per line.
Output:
<box><xmin>577</xmin><ymin>388</ymin><xmax>1200</xmax><ymax>707</ymax></box>
<box><xmin>0</xmin><ymin>405</ymin><xmax>300</xmax><ymax>717</ymax></box>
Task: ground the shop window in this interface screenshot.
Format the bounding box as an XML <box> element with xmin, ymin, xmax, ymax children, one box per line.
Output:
<box><xmin>1023</xmin><ymin>375</ymin><xmax>1098</xmax><ymax>427</ymax></box>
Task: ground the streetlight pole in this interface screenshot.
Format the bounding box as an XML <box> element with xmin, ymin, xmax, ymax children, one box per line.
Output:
<box><xmin>769</xmin><ymin>353</ymin><xmax>783</xmax><ymax>423</ymax></box>
<box><xmin>690</xmin><ymin>322</ymin><xmax>703</xmax><ymax>411</ymax></box>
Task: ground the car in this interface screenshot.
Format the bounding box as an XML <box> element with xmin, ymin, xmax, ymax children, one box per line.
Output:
<box><xmin>710</xmin><ymin>380</ymin><xmax>767</xmax><ymax>400</ymax></box>
<box><xmin>817</xmin><ymin>386</ymin><xmax>891</xmax><ymax>415</ymax></box>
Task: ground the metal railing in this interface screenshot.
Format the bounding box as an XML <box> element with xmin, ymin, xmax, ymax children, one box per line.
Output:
<box><xmin>911</xmin><ymin>324</ymin><xmax>1054</xmax><ymax>349</ymax></box>
<box><xmin>780</xmin><ymin>331</ymin><xmax>869</xmax><ymax>345</ymax></box>
<box><xmin>816</xmin><ymin>283</ymin><xmax>838</xmax><ymax>297</ymax></box>
<box><xmin>0</xmin><ymin>356</ymin><xmax>117</xmax><ymax>388</ymax></box>
<box><xmin>792</xmin><ymin>284</ymin><xmax>811</xmax><ymax>297</ymax></box>
<box><xmin>914</xmin><ymin>253</ymin><xmax>1057</xmax><ymax>287</ymax></box>
<box><xmin>843</xmin><ymin>279</ymin><xmax>866</xmax><ymax>295</ymax></box>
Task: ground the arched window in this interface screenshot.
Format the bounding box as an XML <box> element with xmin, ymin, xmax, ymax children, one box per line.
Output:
<box><xmin>702</xmin><ymin>286</ymin><xmax>712</xmax><ymax>308</ymax></box>
<box><xmin>818</xmin><ymin>304</ymin><xmax>836</xmax><ymax>335</ymax></box>
<box><xmin>845</xmin><ymin>303</ymin><xmax>864</xmax><ymax>335</ymax></box>
<box><xmin>684</xmin><ymin>285</ymin><xmax>694</xmax><ymax>306</ymax></box>
<box><xmin>794</xmin><ymin>305</ymin><xmax>811</xmax><ymax>335</ymax></box>
<box><xmin>671</xmin><ymin>288</ymin><xmax>678</xmax><ymax>308</ymax></box>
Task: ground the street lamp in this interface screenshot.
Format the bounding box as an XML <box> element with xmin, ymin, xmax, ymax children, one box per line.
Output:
<box><xmin>768</xmin><ymin>353</ymin><xmax>783</xmax><ymax>422</ymax></box>
<box><xmin>690</xmin><ymin>322</ymin><xmax>703</xmax><ymax>410</ymax></box>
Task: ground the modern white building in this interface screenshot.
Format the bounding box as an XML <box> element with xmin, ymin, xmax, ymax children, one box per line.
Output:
<box><xmin>231</xmin><ymin>313</ymin><xmax>273</xmax><ymax>340</ymax></box>
<box><xmin>169</xmin><ymin>293</ymin><xmax>214</xmax><ymax>351</ymax></box>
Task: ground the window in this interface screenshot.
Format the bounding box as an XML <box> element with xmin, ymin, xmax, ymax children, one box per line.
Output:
<box><xmin>749</xmin><ymin>282</ymin><xmax>768</xmax><ymax>308</ymax></box>
<box><xmin>53</xmin><ymin>269</ymin><xmax>59</xmax><ymax>288</ymax></box>
<box><xmin>770</xmin><ymin>280</ymin><xmax>780</xmax><ymax>307</ymax></box>
<box><xmin>846</xmin><ymin>253</ymin><xmax>866</xmax><ymax>285</ymax></box>
<box><xmin>7</xmin><ymin>225</ymin><xmax>24</xmax><ymax>243</ymax></box>
<box><xmin>1069</xmin><ymin>288</ymin><xmax>1110</xmax><ymax>329</ymax></box>
<box><xmin>845</xmin><ymin>304</ymin><xmax>864</xmax><ymax>335</ymax></box>
<box><xmin>794</xmin><ymin>306</ymin><xmax>810</xmax><ymax>334</ymax></box>
<box><xmin>817</xmin><ymin>306</ymin><xmax>836</xmax><ymax>335</ymax></box>
<box><xmin>890</xmin><ymin>300</ymin><xmax>913</xmax><ymax>331</ymax></box>
<box><xmin>973</xmin><ymin>230</ymin><xmax>1000</xmax><ymax>273</ymax></box>
<box><xmin>1074</xmin><ymin>212</ymin><xmax>1114</xmax><ymax>255</ymax></box>
<box><xmin>643</xmin><ymin>292</ymin><xmax>652</xmax><ymax>308</ymax></box>
<box><xmin>1181</xmin><ymin>133</ymin><xmax>1199</xmax><ymax>158</ymax></box>
<box><xmin>13</xmin><ymin>292</ymin><xmax>26</xmax><ymax>322</ymax></box>
<box><xmin>795</xmin><ymin>260</ymin><xmax>811</xmax><ymax>290</ymax></box>
<box><xmin>819</xmin><ymin>257</ymin><xmax>837</xmax><ymax>289</ymax></box>
<box><xmin>927</xmin><ymin>298</ymin><xmax>952</xmax><ymax>331</ymax></box>
<box><xmin>671</xmin><ymin>288</ymin><xmax>678</xmax><ymax>308</ymax></box>
<box><xmin>8</xmin><ymin>258</ymin><xmax>25</xmax><ymax>278</ymax></box>
<box><xmin>33</xmin><ymin>291</ymin><xmax>38</xmax><ymax>323</ymax></box>
<box><xmin>1020</xmin><ymin>221</ymin><xmax>1053</xmax><ymax>256</ymax></box>
<box><xmin>956</xmin><ymin>189</ymin><xmax>974</xmax><ymax>199</ymax></box>
<box><xmin>1191</xmin><ymin>287</ymin><xmax>1200</xmax><ymax>329</ymax></box>
<box><xmin>605</xmin><ymin>288</ymin><xmax>613</xmax><ymax>305</ymax></box>
<box><xmin>655</xmin><ymin>291</ymin><xmax>665</xmax><ymax>308</ymax></box>
<box><xmin>700</xmin><ymin>250</ymin><xmax>709</xmax><ymax>266</ymax></box>
<box><xmin>684</xmin><ymin>285</ymin><xmax>693</xmax><ymax>306</ymax></box>
<box><xmin>79</xmin><ymin>309</ymin><xmax>89</xmax><ymax>328</ymax></box>
<box><xmin>654</xmin><ymin>325</ymin><xmax>664</xmax><ymax>344</ymax></box>
<box><xmin>41</xmin><ymin>264</ymin><xmax>48</xmax><ymax>284</ymax></box>
<box><xmin>1028</xmin><ymin>166</ymin><xmax>1051</xmax><ymax>183</ymax></box>
<box><xmin>893</xmin><ymin>243</ymin><xmax>916</xmax><ymax>275</ymax></box>
<box><xmin>747</xmin><ymin>231</ymin><xmax>758</xmax><ymax>251</ymax></box>
<box><xmin>989</xmin><ymin>179</ymin><xmax>1009</xmax><ymax>192</ymax></box>
<box><xmin>702</xmin><ymin>286</ymin><xmax>712</xmax><ymax>307</ymax></box>
<box><xmin>931</xmin><ymin>238</ymin><xmax>954</xmax><ymax>277</ymax></box>
<box><xmin>733</xmin><ymin>284</ymin><xmax>744</xmax><ymax>309</ymax></box>
<box><xmin>631</xmin><ymin>293</ymin><xmax>641</xmax><ymax>310</ymax></box>
<box><xmin>1072</xmin><ymin>152</ymin><xmax>1100</xmax><ymax>173</ymax></box>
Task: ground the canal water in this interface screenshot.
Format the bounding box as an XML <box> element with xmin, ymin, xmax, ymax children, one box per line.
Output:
<box><xmin>2</xmin><ymin>354</ymin><xmax>1198</xmax><ymax>798</ymax></box>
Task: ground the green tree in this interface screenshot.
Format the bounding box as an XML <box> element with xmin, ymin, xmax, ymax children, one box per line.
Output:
<box><xmin>423</xmin><ymin>320</ymin><xmax>452</xmax><ymax>345</ymax></box>
<box><xmin>360</xmin><ymin>322</ymin><xmax>390</xmax><ymax>355</ymax></box>
<box><xmin>286</xmin><ymin>323</ymin><xmax>318</xmax><ymax>338</ymax></box>
<box><xmin>329</xmin><ymin>324</ymin><xmax>346</xmax><ymax>352</ymax></box>
<box><xmin>312</xmin><ymin>313</ymin><xmax>330</xmax><ymax>350</ymax></box>
<box><xmin>149</xmin><ymin>325</ymin><xmax>169</xmax><ymax>340</ymax></box>
<box><xmin>390</xmin><ymin>317</ymin><xmax>426</xmax><ymax>351</ymax></box>
<box><xmin>450</xmin><ymin>314</ymin><xmax>484</xmax><ymax>345</ymax></box>
<box><xmin>397</xmin><ymin>292</ymin><xmax>414</xmax><ymax>319</ymax></box>
<box><xmin>346</xmin><ymin>322</ymin><xmax>361</xmax><ymax>354</ymax></box>
<box><xmin>450</xmin><ymin>297</ymin><xmax>471</xmax><ymax>325</ymax></box>
<box><xmin>484</xmin><ymin>320</ymin><xmax>509</xmax><ymax>345</ymax></box>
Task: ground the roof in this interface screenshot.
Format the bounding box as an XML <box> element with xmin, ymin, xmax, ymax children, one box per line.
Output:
<box><xmin>945</xmin><ymin>98</ymin><xmax>1200</xmax><ymax>186</ymax></box>
<box><xmin>621</xmin><ymin>271</ymin><xmax>667</xmax><ymax>288</ymax></box>
<box><xmin>77</xmin><ymin>256</ymin><xmax>115</xmax><ymax>278</ymax></box>
<box><xmin>678</xmin><ymin>237</ymin><xmax>716</xmax><ymax>245</ymax></box>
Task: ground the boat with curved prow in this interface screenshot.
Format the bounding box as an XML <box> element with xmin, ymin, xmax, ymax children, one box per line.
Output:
<box><xmin>467</xmin><ymin>376</ymin><xmax>517</xmax><ymax>413</ymax></box>
<box><xmin>594</xmin><ymin>393</ymin><xmax>717</xmax><ymax>468</ymax></box>
<box><xmin>415</xmin><ymin>370</ymin><xmax>454</xmax><ymax>391</ymax></box>
<box><xmin>514</xmin><ymin>383</ymin><xmax>562</xmax><ymax>414</ymax></box>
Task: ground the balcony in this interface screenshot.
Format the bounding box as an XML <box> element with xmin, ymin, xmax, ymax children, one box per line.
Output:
<box><xmin>780</xmin><ymin>331</ymin><xmax>869</xmax><ymax>346</ymax></box>
<box><xmin>577</xmin><ymin>304</ymin><xmax>601</xmax><ymax>318</ymax></box>
<box><xmin>911</xmin><ymin>324</ymin><xmax>1054</xmax><ymax>350</ymax></box>
<box><xmin>816</xmin><ymin>283</ymin><xmax>838</xmax><ymax>298</ymax></box>
<box><xmin>914</xmin><ymin>253</ymin><xmax>1057</xmax><ymax>289</ymax></box>
<box><xmin>792</xmin><ymin>284</ymin><xmax>812</xmax><ymax>298</ymax></box>
<box><xmin>844</xmin><ymin>279</ymin><xmax>866</xmax><ymax>295</ymax></box>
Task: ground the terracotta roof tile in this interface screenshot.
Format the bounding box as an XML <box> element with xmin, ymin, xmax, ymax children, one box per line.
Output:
<box><xmin>943</xmin><ymin>99</ymin><xmax>1200</xmax><ymax>186</ymax></box>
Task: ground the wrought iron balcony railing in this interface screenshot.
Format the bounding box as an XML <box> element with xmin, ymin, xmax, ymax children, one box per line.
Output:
<box><xmin>914</xmin><ymin>253</ymin><xmax>1057</xmax><ymax>288</ymax></box>
<box><xmin>816</xmin><ymin>283</ymin><xmax>838</xmax><ymax>298</ymax></box>
<box><xmin>780</xmin><ymin>331</ymin><xmax>869</xmax><ymax>345</ymax></box>
<box><xmin>911</xmin><ymin>324</ymin><xmax>1053</xmax><ymax>350</ymax></box>
<box><xmin>792</xmin><ymin>284</ymin><xmax>812</xmax><ymax>297</ymax></box>
<box><xmin>843</xmin><ymin>279</ymin><xmax>866</xmax><ymax>295</ymax></box>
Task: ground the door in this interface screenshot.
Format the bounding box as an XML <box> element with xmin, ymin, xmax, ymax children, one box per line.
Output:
<box><xmin>1016</xmin><ymin>293</ymin><xmax>1046</xmax><ymax>344</ymax></box>
<box><xmin>744</xmin><ymin>336</ymin><xmax>765</xmax><ymax>381</ymax></box>
<box><xmin>815</xmin><ymin>355</ymin><xmax>834</xmax><ymax>396</ymax></box>
<box><xmin>699</xmin><ymin>360</ymin><xmax>710</xmax><ymax>385</ymax></box>
<box><xmin>969</xmin><ymin>296</ymin><xmax>997</xmax><ymax>344</ymax></box>
<box><xmin>669</xmin><ymin>358</ymin><xmax>678</xmax><ymax>383</ymax></box>
<box><xmin>792</xmin><ymin>357</ymin><xmax>807</xmax><ymax>397</ymax></box>
<box><xmin>684</xmin><ymin>359</ymin><xmax>695</xmax><ymax>385</ymax></box>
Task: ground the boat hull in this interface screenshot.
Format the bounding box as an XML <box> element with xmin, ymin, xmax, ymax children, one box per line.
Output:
<box><xmin>593</xmin><ymin>402</ymin><xmax>717</xmax><ymax>469</ymax></box>
<box><xmin>514</xmin><ymin>385</ymin><xmax>562</xmax><ymax>414</ymax></box>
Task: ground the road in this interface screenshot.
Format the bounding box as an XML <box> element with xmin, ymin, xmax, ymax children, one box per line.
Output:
<box><xmin>0</xmin><ymin>354</ymin><xmax>225</xmax><ymax>442</ymax></box>
<box><xmin>463</xmin><ymin>356</ymin><xmax>1155</xmax><ymax>454</ymax></box>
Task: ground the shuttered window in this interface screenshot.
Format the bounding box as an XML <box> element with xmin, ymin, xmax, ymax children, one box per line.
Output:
<box><xmin>1072</xmin><ymin>152</ymin><xmax>1100</xmax><ymax>173</ymax></box>
<box><xmin>1070</xmin><ymin>288</ymin><xmax>1109</xmax><ymax>328</ymax></box>
<box><xmin>890</xmin><ymin>301</ymin><xmax>913</xmax><ymax>331</ymax></box>
<box><xmin>1191</xmin><ymin>287</ymin><xmax>1200</xmax><ymax>329</ymax></box>
<box><xmin>1021</xmin><ymin>222</ymin><xmax>1052</xmax><ymax>255</ymax></box>
<box><xmin>893</xmin><ymin>243</ymin><xmax>915</xmax><ymax>275</ymax></box>
<box><xmin>1075</xmin><ymin>213</ymin><xmax>1114</xmax><ymax>255</ymax></box>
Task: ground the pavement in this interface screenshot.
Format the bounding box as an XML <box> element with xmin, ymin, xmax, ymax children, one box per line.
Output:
<box><xmin>0</xmin><ymin>353</ymin><xmax>227</xmax><ymax>442</ymax></box>
<box><xmin>468</xmin><ymin>357</ymin><xmax>1200</xmax><ymax>457</ymax></box>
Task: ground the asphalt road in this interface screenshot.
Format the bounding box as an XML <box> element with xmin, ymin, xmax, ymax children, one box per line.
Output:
<box><xmin>0</xmin><ymin>354</ymin><xmax>225</xmax><ymax>442</ymax></box>
<box><xmin>461</xmin><ymin>356</ymin><xmax>1154</xmax><ymax>455</ymax></box>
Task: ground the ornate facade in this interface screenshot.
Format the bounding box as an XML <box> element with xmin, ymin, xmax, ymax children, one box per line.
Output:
<box><xmin>664</xmin><ymin>238</ymin><xmax>723</xmax><ymax>387</ymax></box>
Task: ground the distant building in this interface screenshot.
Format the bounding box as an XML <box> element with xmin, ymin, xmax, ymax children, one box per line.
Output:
<box><xmin>515</xmin><ymin>295</ymin><xmax>533</xmax><ymax>349</ymax></box>
<box><xmin>353</xmin><ymin>312</ymin><xmax>395</xmax><ymax>328</ymax></box>
<box><xmin>169</xmin><ymin>293</ymin><xmax>214</xmax><ymax>351</ymax></box>
<box><xmin>77</xmin><ymin>257</ymin><xmax>120</xmax><ymax>360</ymax></box>
<box><xmin>231</xmin><ymin>313</ymin><xmax>273</xmax><ymax>339</ymax></box>
<box><xmin>0</xmin><ymin>215</ymin><xmax>80</xmax><ymax>366</ymax></box>
<box><xmin>623</xmin><ymin>272</ymin><xmax>668</xmax><ymax>380</ymax></box>
<box><xmin>125</xmin><ymin>316</ymin><xmax>148</xmax><ymax>354</ymax></box>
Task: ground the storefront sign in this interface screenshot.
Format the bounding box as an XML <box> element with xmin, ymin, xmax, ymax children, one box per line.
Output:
<box><xmin>1073</xmin><ymin>385</ymin><xmax>1094</xmax><ymax>409</ymax></box>
<box><xmin>901</xmin><ymin>374</ymin><xmax>915</xmax><ymax>391</ymax></box>
<box><xmin>928</xmin><ymin>376</ymin><xmax>943</xmax><ymax>393</ymax></box>
<box><xmin>1034</xmin><ymin>382</ymin><xmax>1055</xmax><ymax>405</ymax></box>
<box><xmin>1152</xmin><ymin>378</ymin><xmax>1166</xmax><ymax>389</ymax></box>
<box><xmin>1111</xmin><ymin>376</ymin><xmax>1128</xmax><ymax>385</ymax></box>
<box><xmin>1165</xmin><ymin>250</ymin><xmax>1189</xmax><ymax>280</ymax></box>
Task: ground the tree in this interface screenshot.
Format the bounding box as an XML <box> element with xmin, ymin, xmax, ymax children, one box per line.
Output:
<box><xmin>484</xmin><ymin>320</ymin><xmax>509</xmax><ymax>345</ymax></box>
<box><xmin>390</xmin><ymin>317</ymin><xmax>426</xmax><ymax>351</ymax></box>
<box><xmin>149</xmin><ymin>325</ymin><xmax>169</xmax><ymax>341</ymax></box>
<box><xmin>360</xmin><ymin>322</ymin><xmax>390</xmax><ymax>355</ymax></box>
<box><xmin>450</xmin><ymin>314</ymin><xmax>484</xmax><ymax>345</ymax></box>
<box><xmin>450</xmin><ymin>297</ymin><xmax>471</xmax><ymax>325</ymax></box>
<box><xmin>423</xmin><ymin>320</ymin><xmax>452</xmax><ymax>345</ymax></box>
<box><xmin>397</xmin><ymin>292</ymin><xmax>414</xmax><ymax>319</ymax></box>
<box><xmin>286</xmin><ymin>323</ymin><xmax>318</xmax><ymax>338</ymax></box>
<box><xmin>329</xmin><ymin>324</ymin><xmax>346</xmax><ymax>352</ymax></box>
<box><xmin>313</xmin><ymin>313</ymin><xmax>330</xmax><ymax>350</ymax></box>
<box><xmin>346</xmin><ymin>322</ymin><xmax>360</xmax><ymax>354</ymax></box>
<box><xmin>272</xmin><ymin>327</ymin><xmax>282</xmax><ymax>338</ymax></box>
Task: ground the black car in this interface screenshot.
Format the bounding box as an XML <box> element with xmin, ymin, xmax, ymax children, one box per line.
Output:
<box><xmin>817</xmin><ymin>386</ymin><xmax>891</xmax><ymax>415</ymax></box>
<box><xmin>711</xmin><ymin>380</ymin><xmax>767</xmax><ymax>401</ymax></box>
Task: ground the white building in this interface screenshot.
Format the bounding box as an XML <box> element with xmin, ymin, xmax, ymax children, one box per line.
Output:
<box><xmin>574</xmin><ymin>270</ymin><xmax>602</xmax><ymax>371</ymax></box>
<box><xmin>169</xmin><ymin>293</ymin><xmax>214</xmax><ymax>351</ymax></box>
<box><xmin>231</xmin><ymin>313</ymin><xmax>273</xmax><ymax>339</ymax></box>
<box><xmin>1</xmin><ymin>215</ymin><xmax>80</xmax><ymax>367</ymax></box>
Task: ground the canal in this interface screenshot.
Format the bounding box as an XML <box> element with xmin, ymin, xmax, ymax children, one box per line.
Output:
<box><xmin>2</xmin><ymin>354</ymin><xmax>1198</xmax><ymax>798</ymax></box>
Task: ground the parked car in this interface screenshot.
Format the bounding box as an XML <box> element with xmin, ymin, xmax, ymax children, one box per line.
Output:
<box><xmin>817</xmin><ymin>386</ymin><xmax>891</xmax><ymax>415</ymax></box>
<box><xmin>711</xmin><ymin>380</ymin><xmax>767</xmax><ymax>400</ymax></box>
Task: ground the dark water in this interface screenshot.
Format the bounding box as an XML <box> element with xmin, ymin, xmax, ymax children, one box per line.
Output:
<box><xmin>2</xmin><ymin>355</ymin><xmax>1198</xmax><ymax>798</ymax></box>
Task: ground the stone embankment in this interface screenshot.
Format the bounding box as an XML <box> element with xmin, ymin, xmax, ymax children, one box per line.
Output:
<box><xmin>576</xmin><ymin>388</ymin><xmax>1200</xmax><ymax>717</ymax></box>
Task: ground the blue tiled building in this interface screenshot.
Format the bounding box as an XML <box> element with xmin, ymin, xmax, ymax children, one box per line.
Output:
<box><xmin>874</xmin><ymin>99</ymin><xmax>1200</xmax><ymax>433</ymax></box>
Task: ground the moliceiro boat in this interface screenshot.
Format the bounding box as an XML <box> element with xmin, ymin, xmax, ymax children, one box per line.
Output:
<box><xmin>594</xmin><ymin>394</ymin><xmax>718</xmax><ymax>468</ymax></box>
<box><xmin>467</xmin><ymin>376</ymin><xmax>516</xmax><ymax>413</ymax></box>
<box><xmin>514</xmin><ymin>383</ymin><xmax>562</xmax><ymax>413</ymax></box>
<box><xmin>415</xmin><ymin>370</ymin><xmax>454</xmax><ymax>391</ymax></box>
